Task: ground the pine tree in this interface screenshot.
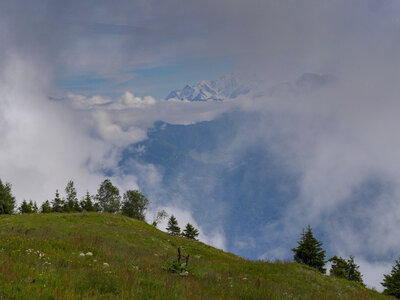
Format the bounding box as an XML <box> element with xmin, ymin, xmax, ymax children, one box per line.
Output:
<box><xmin>121</xmin><ymin>190</ymin><xmax>149</xmax><ymax>221</ymax></box>
<box><xmin>95</xmin><ymin>179</ymin><xmax>121</xmax><ymax>213</ymax></box>
<box><xmin>72</xmin><ymin>200</ymin><xmax>82</xmax><ymax>212</ymax></box>
<box><xmin>292</xmin><ymin>225</ymin><xmax>326</xmax><ymax>273</ymax></box>
<box><xmin>40</xmin><ymin>200</ymin><xmax>52</xmax><ymax>213</ymax></box>
<box><xmin>346</xmin><ymin>255</ymin><xmax>363</xmax><ymax>283</ymax></box>
<box><xmin>382</xmin><ymin>257</ymin><xmax>400</xmax><ymax>298</ymax></box>
<box><xmin>80</xmin><ymin>191</ymin><xmax>96</xmax><ymax>212</ymax></box>
<box><xmin>51</xmin><ymin>190</ymin><xmax>64</xmax><ymax>212</ymax></box>
<box><xmin>0</xmin><ymin>179</ymin><xmax>16</xmax><ymax>214</ymax></box>
<box><xmin>329</xmin><ymin>255</ymin><xmax>363</xmax><ymax>284</ymax></box>
<box><xmin>166</xmin><ymin>215</ymin><xmax>181</xmax><ymax>236</ymax></box>
<box><xmin>183</xmin><ymin>223</ymin><xmax>199</xmax><ymax>240</ymax></box>
<box><xmin>19</xmin><ymin>200</ymin><xmax>33</xmax><ymax>214</ymax></box>
<box><xmin>31</xmin><ymin>201</ymin><xmax>39</xmax><ymax>213</ymax></box>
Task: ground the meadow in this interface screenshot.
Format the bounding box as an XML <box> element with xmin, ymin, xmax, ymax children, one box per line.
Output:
<box><xmin>0</xmin><ymin>213</ymin><xmax>392</xmax><ymax>299</ymax></box>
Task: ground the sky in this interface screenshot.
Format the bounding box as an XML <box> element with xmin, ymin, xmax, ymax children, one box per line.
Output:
<box><xmin>1</xmin><ymin>0</ymin><xmax>400</xmax><ymax>290</ymax></box>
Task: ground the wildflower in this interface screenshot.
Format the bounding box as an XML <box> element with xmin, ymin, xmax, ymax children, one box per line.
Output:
<box><xmin>179</xmin><ymin>271</ymin><xmax>189</xmax><ymax>276</ymax></box>
<box><xmin>242</xmin><ymin>277</ymin><xmax>248</xmax><ymax>281</ymax></box>
<box><xmin>103</xmin><ymin>262</ymin><xmax>110</xmax><ymax>268</ymax></box>
<box><xmin>79</xmin><ymin>253</ymin><xmax>85</xmax><ymax>257</ymax></box>
<box><xmin>86</xmin><ymin>252</ymin><xmax>93</xmax><ymax>256</ymax></box>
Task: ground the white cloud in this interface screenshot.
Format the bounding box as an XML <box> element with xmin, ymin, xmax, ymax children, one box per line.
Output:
<box><xmin>66</xmin><ymin>93</ymin><xmax>112</xmax><ymax>109</ymax></box>
<box><xmin>358</xmin><ymin>259</ymin><xmax>393</xmax><ymax>292</ymax></box>
<box><xmin>108</xmin><ymin>92</ymin><xmax>156</xmax><ymax>109</ymax></box>
<box><xmin>0</xmin><ymin>57</ymin><xmax>114</xmax><ymax>203</ymax></box>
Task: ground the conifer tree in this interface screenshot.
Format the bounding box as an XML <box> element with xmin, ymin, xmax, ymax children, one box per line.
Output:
<box><xmin>346</xmin><ymin>255</ymin><xmax>363</xmax><ymax>283</ymax></box>
<box><xmin>51</xmin><ymin>190</ymin><xmax>64</xmax><ymax>212</ymax></box>
<box><xmin>40</xmin><ymin>200</ymin><xmax>52</xmax><ymax>213</ymax></box>
<box><xmin>183</xmin><ymin>223</ymin><xmax>199</xmax><ymax>240</ymax></box>
<box><xmin>19</xmin><ymin>200</ymin><xmax>33</xmax><ymax>214</ymax></box>
<box><xmin>31</xmin><ymin>201</ymin><xmax>39</xmax><ymax>213</ymax></box>
<box><xmin>329</xmin><ymin>255</ymin><xmax>363</xmax><ymax>284</ymax></box>
<box><xmin>0</xmin><ymin>179</ymin><xmax>16</xmax><ymax>214</ymax></box>
<box><xmin>292</xmin><ymin>225</ymin><xmax>326</xmax><ymax>273</ymax></box>
<box><xmin>80</xmin><ymin>191</ymin><xmax>96</xmax><ymax>212</ymax></box>
<box><xmin>166</xmin><ymin>215</ymin><xmax>181</xmax><ymax>236</ymax></box>
<box><xmin>382</xmin><ymin>257</ymin><xmax>400</xmax><ymax>298</ymax></box>
<box><xmin>72</xmin><ymin>200</ymin><xmax>82</xmax><ymax>212</ymax></box>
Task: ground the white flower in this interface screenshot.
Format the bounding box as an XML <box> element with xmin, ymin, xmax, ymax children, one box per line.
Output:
<box><xmin>86</xmin><ymin>252</ymin><xmax>93</xmax><ymax>256</ymax></box>
<box><xmin>79</xmin><ymin>253</ymin><xmax>85</xmax><ymax>257</ymax></box>
<box><xmin>103</xmin><ymin>262</ymin><xmax>110</xmax><ymax>268</ymax></box>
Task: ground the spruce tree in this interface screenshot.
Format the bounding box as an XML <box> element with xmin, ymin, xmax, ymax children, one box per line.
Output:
<box><xmin>19</xmin><ymin>200</ymin><xmax>33</xmax><ymax>214</ymax></box>
<box><xmin>182</xmin><ymin>223</ymin><xmax>199</xmax><ymax>240</ymax></box>
<box><xmin>382</xmin><ymin>257</ymin><xmax>400</xmax><ymax>298</ymax></box>
<box><xmin>292</xmin><ymin>225</ymin><xmax>326</xmax><ymax>273</ymax></box>
<box><xmin>40</xmin><ymin>200</ymin><xmax>52</xmax><ymax>213</ymax></box>
<box><xmin>51</xmin><ymin>190</ymin><xmax>64</xmax><ymax>212</ymax></box>
<box><xmin>31</xmin><ymin>201</ymin><xmax>39</xmax><ymax>213</ymax></box>
<box><xmin>80</xmin><ymin>191</ymin><xmax>96</xmax><ymax>212</ymax></box>
<box><xmin>346</xmin><ymin>255</ymin><xmax>363</xmax><ymax>283</ymax></box>
<box><xmin>0</xmin><ymin>179</ymin><xmax>16</xmax><ymax>214</ymax></box>
<box><xmin>329</xmin><ymin>255</ymin><xmax>363</xmax><ymax>284</ymax></box>
<box><xmin>166</xmin><ymin>215</ymin><xmax>181</xmax><ymax>236</ymax></box>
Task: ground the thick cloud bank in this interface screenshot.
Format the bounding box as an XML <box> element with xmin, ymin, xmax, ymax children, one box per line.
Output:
<box><xmin>2</xmin><ymin>0</ymin><xmax>400</xmax><ymax>290</ymax></box>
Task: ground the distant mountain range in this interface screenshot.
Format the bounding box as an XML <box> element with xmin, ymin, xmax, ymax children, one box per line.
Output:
<box><xmin>118</xmin><ymin>72</ymin><xmax>336</xmax><ymax>258</ymax></box>
<box><xmin>166</xmin><ymin>72</ymin><xmax>335</xmax><ymax>101</ymax></box>
<box><xmin>166</xmin><ymin>73</ymin><xmax>250</xmax><ymax>101</ymax></box>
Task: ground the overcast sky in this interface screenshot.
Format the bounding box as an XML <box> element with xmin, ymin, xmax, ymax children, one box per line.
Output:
<box><xmin>2</xmin><ymin>0</ymin><xmax>400</xmax><ymax>290</ymax></box>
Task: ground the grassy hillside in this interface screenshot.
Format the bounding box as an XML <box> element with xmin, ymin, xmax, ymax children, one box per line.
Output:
<box><xmin>0</xmin><ymin>213</ymin><xmax>391</xmax><ymax>299</ymax></box>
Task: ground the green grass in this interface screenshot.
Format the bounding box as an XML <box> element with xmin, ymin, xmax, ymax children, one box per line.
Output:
<box><xmin>0</xmin><ymin>213</ymin><xmax>392</xmax><ymax>299</ymax></box>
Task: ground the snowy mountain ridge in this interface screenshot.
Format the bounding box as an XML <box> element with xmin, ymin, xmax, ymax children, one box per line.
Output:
<box><xmin>166</xmin><ymin>73</ymin><xmax>250</xmax><ymax>101</ymax></box>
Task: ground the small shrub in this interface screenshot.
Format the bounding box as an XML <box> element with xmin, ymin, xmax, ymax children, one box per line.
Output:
<box><xmin>163</xmin><ymin>247</ymin><xmax>191</xmax><ymax>276</ymax></box>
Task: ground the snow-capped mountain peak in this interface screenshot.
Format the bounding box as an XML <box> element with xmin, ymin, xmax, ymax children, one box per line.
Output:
<box><xmin>166</xmin><ymin>73</ymin><xmax>250</xmax><ymax>101</ymax></box>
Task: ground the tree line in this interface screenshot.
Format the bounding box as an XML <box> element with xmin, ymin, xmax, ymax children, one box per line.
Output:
<box><xmin>0</xmin><ymin>178</ymin><xmax>200</xmax><ymax>241</ymax></box>
<box><xmin>2</xmin><ymin>178</ymin><xmax>400</xmax><ymax>295</ymax></box>
<box><xmin>292</xmin><ymin>225</ymin><xmax>400</xmax><ymax>298</ymax></box>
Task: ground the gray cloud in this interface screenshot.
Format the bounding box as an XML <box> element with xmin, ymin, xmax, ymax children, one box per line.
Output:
<box><xmin>2</xmin><ymin>0</ymin><xmax>400</xmax><ymax>291</ymax></box>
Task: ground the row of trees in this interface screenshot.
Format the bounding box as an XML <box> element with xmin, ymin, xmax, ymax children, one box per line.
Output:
<box><xmin>17</xmin><ymin>179</ymin><xmax>150</xmax><ymax>221</ymax></box>
<box><xmin>292</xmin><ymin>225</ymin><xmax>400</xmax><ymax>298</ymax></box>
<box><xmin>0</xmin><ymin>178</ymin><xmax>200</xmax><ymax>241</ymax></box>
